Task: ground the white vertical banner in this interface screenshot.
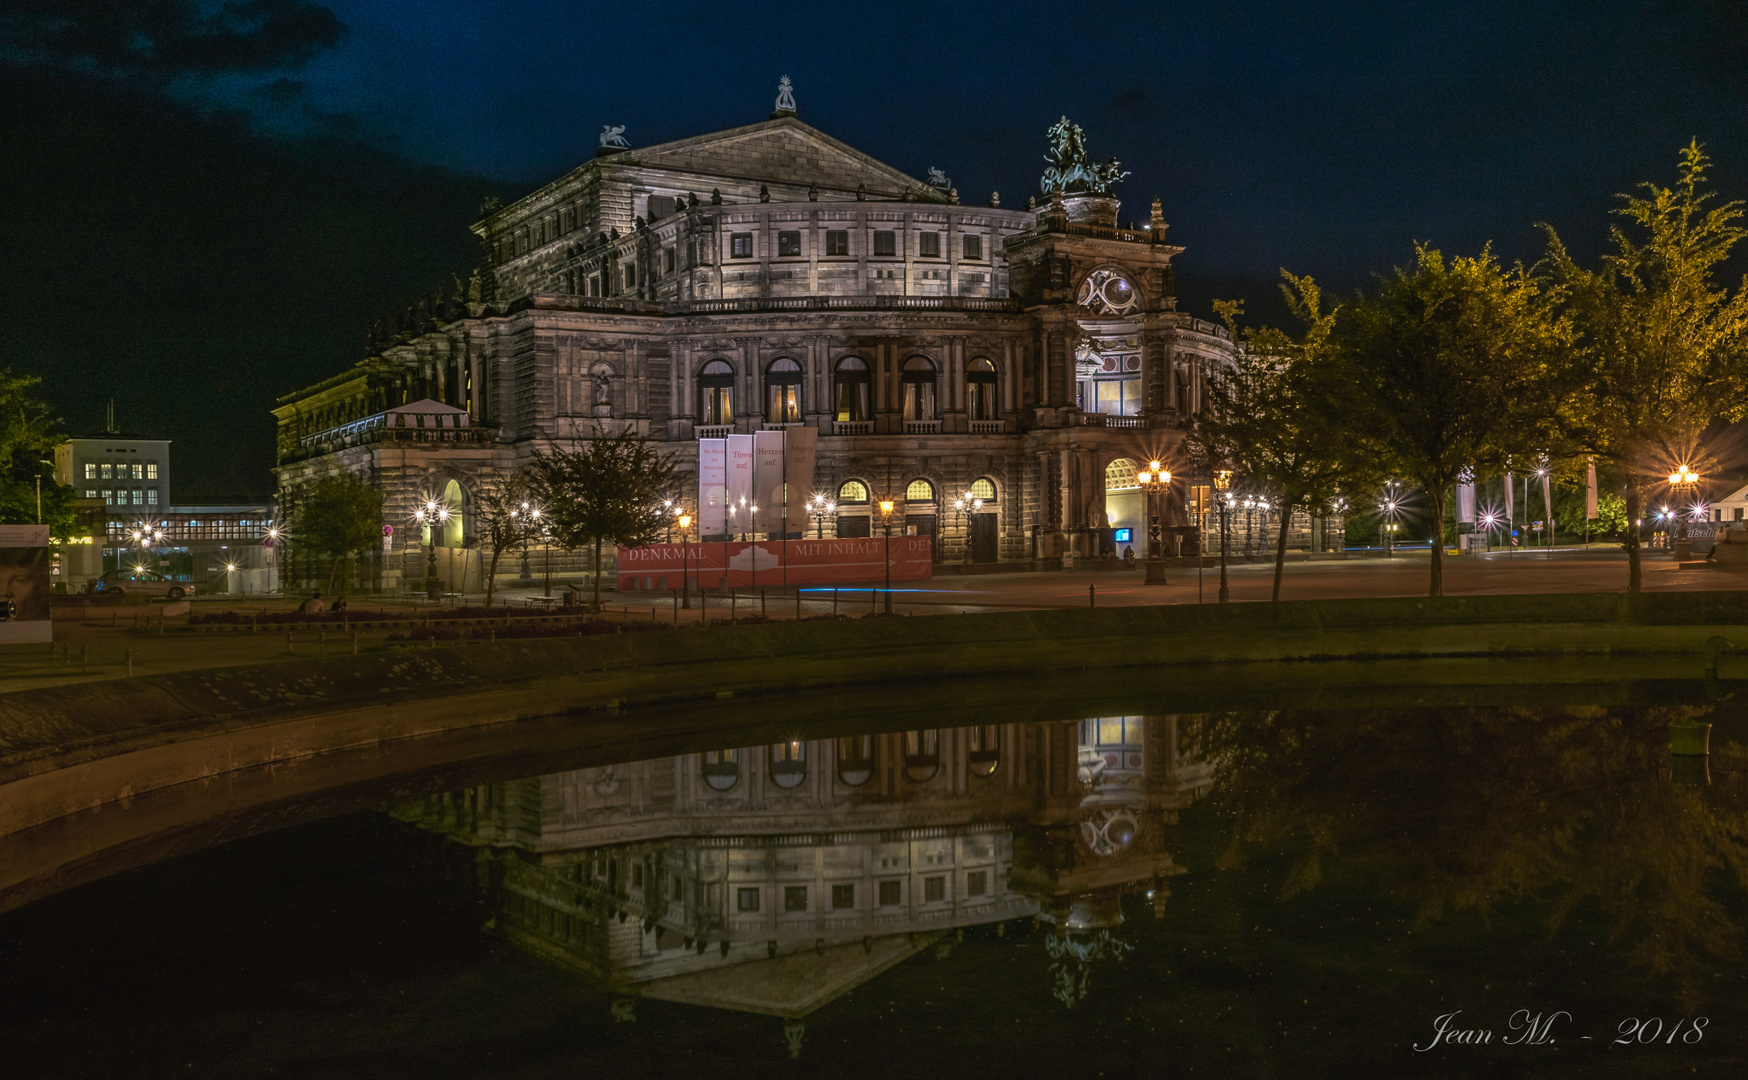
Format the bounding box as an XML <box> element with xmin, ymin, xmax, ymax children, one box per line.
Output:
<box><xmin>782</xmin><ymin>426</ymin><xmax>818</xmax><ymax>536</ymax></box>
<box><xmin>1586</xmin><ymin>459</ymin><xmax>1599</xmax><ymax>519</ymax></box>
<box><xmin>753</xmin><ymin>431</ymin><xmax>786</xmax><ymax>539</ymax></box>
<box><xmin>1542</xmin><ymin>473</ymin><xmax>1554</xmax><ymax>530</ymax></box>
<box><xmin>726</xmin><ymin>433</ymin><xmax>755</xmax><ymax>535</ymax></box>
<box><xmin>1504</xmin><ymin>473</ymin><xmax>1515</xmax><ymax>522</ymax></box>
<box><xmin>1457</xmin><ymin>474</ymin><xmax>1476</xmax><ymax>523</ymax></box>
<box><xmin>0</xmin><ymin>524</ymin><xmax>53</xmax><ymax>643</ymax></box>
<box><xmin>698</xmin><ymin>438</ymin><xmax>727</xmax><ymax>538</ymax></box>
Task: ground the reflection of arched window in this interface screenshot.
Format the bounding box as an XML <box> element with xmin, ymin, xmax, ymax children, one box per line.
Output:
<box><xmin>699</xmin><ymin>360</ymin><xmax>734</xmax><ymax>424</ymax></box>
<box><xmin>702</xmin><ymin>749</ymin><xmax>740</xmax><ymax>791</ymax></box>
<box><xmin>838</xmin><ymin>479</ymin><xmax>868</xmax><ymax>504</ymax></box>
<box><xmin>834</xmin><ymin>357</ymin><xmax>871</xmax><ymax>422</ymax></box>
<box><xmin>967</xmin><ymin>358</ymin><xmax>998</xmax><ymax>420</ymax></box>
<box><xmin>901</xmin><ymin>357</ymin><xmax>937</xmax><ymax>421</ymax></box>
<box><xmin>770</xmin><ymin>740</ymin><xmax>807</xmax><ymax>789</ymax></box>
<box><xmin>837</xmin><ymin>735</ymin><xmax>875</xmax><ymax>786</ymax></box>
<box><xmin>968</xmin><ymin>725</ymin><xmax>1000</xmax><ymax>778</ymax></box>
<box><xmin>904</xmin><ymin>729</ymin><xmax>941</xmax><ymax>783</ymax></box>
<box><xmin>906</xmin><ymin>478</ymin><xmax>935</xmax><ymax>503</ymax></box>
<box><xmin>970</xmin><ymin>477</ymin><xmax>997</xmax><ymax>501</ymax></box>
<box><xmin>766</xmin><ymin>358</ymin><xmax>802</xmax><ymax>423</ymax></box>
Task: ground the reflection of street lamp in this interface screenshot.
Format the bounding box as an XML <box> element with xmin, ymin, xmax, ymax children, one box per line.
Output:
<box><xmin>1136</xmin><ymin>460</ymin><xmax>1170</xmax><ymax>586</ymax></box>
<box><xmin>1668</xmin><ymin>465</ymin><xmax>1701</xmax><ymax>558</ymax></box>
<box><xmin>951</xmin><ymin>493</ymin><xmax>984</xmax><ymax>564</ymax></box>
<box><xmin>1214</xmin><ymin>470</ymin><xmax>1232</xmax><ymax>603</ymax></box>
<box><xmin>879</xmin><ymin>498</ymin><xmax>896</xmax><ymax>614</ymax></box>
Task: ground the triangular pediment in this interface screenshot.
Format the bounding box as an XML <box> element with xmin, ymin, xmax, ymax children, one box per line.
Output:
<box><xmin>617</xmin><ymin>117</ymin><xmax>934</xmax><ymax>199</ymax></box>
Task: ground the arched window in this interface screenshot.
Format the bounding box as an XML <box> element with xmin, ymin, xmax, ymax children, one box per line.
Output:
<box><xmin>834</xmin><ymin>357</ymin><xmax>871</xmax><ymax>422</ymax></box>
<box><xmin>838</xmin><ymin>479</ymin><xmax>869</xmax><ymax>504</ymax></box>
<box><xmin>901</xmin><ymin>357</ymin><xmax>937</xmax><ymax>421</ymax></box>
<box><xmin>904</xmin><ymin>729</ymin><xmax>941</xmax><ymax>784</ymax></box>
<box><xmin>702</xmin><ymin>748</ymin><xmax>740</xmax><ymax>792</ymax></box>
<box><xmin>769</xmin><ymin>740</ymin><xmax>807</xmax><ymax>789</ymax></box>
<box><xmin>1105</xmin><ymin>458</ymin><xmax>1139</xmax><ymax>491</ymax></box>
<box><xmin>967</xmin><ymin>358</ymin><xmax>999</xmax><ymax>420</ymax></box>
<box><xmin>766</xmin><ymin>358</ymin><xmax>803</xmax><ymax>424</ymax></box>
<box><xmin>699</xmin><ymin>360</ymin><xmax>734</xmax><ymax>424</ymax></box>
<box><xmin>968</xmin><ymin>725</ymin><xmax>1000</xmax><ymax>778</ymax></box>
<box><xmin>906</xmin><ymin>478</ymin><xmax>935</xmax><ymax>503</ymax></box>
<box><xmin>838</xmin><ymin>735</ymin><xmax>875</xmax><ymax>787</ymax></box>
<box><xmin>970</xmin><ymin>477</ymin><xmax>997</xmax><ymax>501</ymax></box>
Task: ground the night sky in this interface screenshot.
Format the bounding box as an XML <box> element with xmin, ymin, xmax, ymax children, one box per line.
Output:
<box><xmin>3</xmin><ymin>1</ymin><xmax>1744</xmax><ymax>496</ymax></box>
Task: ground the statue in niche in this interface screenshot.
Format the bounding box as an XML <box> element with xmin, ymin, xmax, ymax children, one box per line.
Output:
<box><xmin>1040</xmin><ymin>117</ymin><xmax>1129</xmax><ymax>196</ymax></box>
<box><xmin>592</xmin><ymin>369</ymin><xmax>613</xmax><ymax>416</ymax></box>
<box><xmin>599</xmin><ymin>124</ymin><xmax>629</xmax><ymax>150</ymax></box>
<box><xmin>759</xmin><ymin>183</ymin><xmax>770</xmax><ymax>203</ymax></box>
<box><xmin>774</xmin><ymin>75</ymin><xmax>796</xmax><ymax>113</ymax></box>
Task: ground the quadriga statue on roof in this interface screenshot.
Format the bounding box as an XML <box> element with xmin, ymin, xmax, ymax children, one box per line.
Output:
<box><xmin>1041</xmin><ymin>117</ymin><xmax>1129</xmax><ymax>196</ymax></box>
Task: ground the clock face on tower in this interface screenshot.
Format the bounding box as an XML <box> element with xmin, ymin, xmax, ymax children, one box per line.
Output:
<box><xmin>1077</xmin><ymin>269</ymin><xmax>1138</xmax><ymax>315</ymax></box>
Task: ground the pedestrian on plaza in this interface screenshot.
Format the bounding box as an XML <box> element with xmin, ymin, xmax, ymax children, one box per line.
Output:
<box><xmin>297</xmin><ymin>592</ymin><xmax>326</xmax><ymax>615</ymax></box>
<box><xmin>1122</xmin><ymin>545</ymin><xmax>1135</xmax><ymax>568</ymax></box>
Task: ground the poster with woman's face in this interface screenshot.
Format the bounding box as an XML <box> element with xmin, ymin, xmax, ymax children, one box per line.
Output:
<box><xmin>0</xmin><ymin>524</ymin><xmax>53</xmax><ymax>643</ymax></box>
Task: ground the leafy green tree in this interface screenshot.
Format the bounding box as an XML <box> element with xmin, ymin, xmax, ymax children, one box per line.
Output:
<box><xmin>1328</xmin><ymin>246</ymin><xmax>1575</xmax><ymax>597</ymax></box>
<box><xmin>1198</xmin><ymin>280</ymin><xmax>1378</xmax><ymax>601</ymax></box>
<box><xmin>472</xmin><ymin>472</ymin><xmax>538</xmax><ymax>607</ymax></box>
<box><xmin>291</xmin><ymin>472</ymin><xmax>383</xmax><ymax>596</ymax></box>
<box><xmin>1540</xmin><ymin>142</ymin><xmax>1748</xmax><ymax>591</ymax></box>
<box><xmin>0</xmin><ymin>369</ymin><xmax>76</xmax><ymax>540</ymax></box>
<box><xmin>528</xmin><ymin>429</ymin><xmax>680</xmax><ymax>610</ymax></box>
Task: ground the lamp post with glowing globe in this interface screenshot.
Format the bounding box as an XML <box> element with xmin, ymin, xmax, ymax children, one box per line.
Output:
<box><xmin>412</xmin><ymin>496</ymin><xmax>450</xmax><ymax>600</ymax></box>
<box><xmin>879</xmin><ymin>497</ymin><xmax>896</xmax><ymax>614</ymax></box>
<box><xmin>1668</xmin><ymin>464</ymin><xmax>1701</xmax><ymax>560</ymax></box>
<box><xmin>1136</xmin><ymin>460</ymin><xmax>1171</xmax><ymax>586</ymax></box>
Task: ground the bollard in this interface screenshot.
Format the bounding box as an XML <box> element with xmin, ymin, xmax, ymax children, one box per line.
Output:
<box><xmin>1089</xmin><ymin>585</ymin><xmax>1096</xmax><ymax>608</ymax></box>
<box><xmin>730</xmin><ymin>590</ymin><xmax>737</xmax><ymax>623</ymax></box>
<box><xmin>81</xmin><ymin>644</ymin><xmax>87</xmax><ymax>673</ymax></box>
<box><xmin>673</xmin><ymin>591</ymin><xmax>679</xmax><ymax>625</ymax></box>
<box><xmin>700</xmin><ymin>590</ymin><xmax>707</xmax><ymax>624</ymax></box>
<box><xmin>833</xmin><ymin>588</ymin><xmax>839</xmax><ymax>617</ymax></box>
<box><xmin>352</xmin><ymin>630</ymin><xmax>359</xmax><ymax>655</ymax></box>
<box><xmin>650</xmin><ymin>606</ymin><xmax>655</xmax><ymax>623</ymax></box>
<box><xmin>134</xmin><ymin>613</ymin><xmax>139</xmax><ymax>630</ymax></box>
<box><xmin>488</xmin><ymin>629</ymin><xmax>495</xmax><ymax>644</ymax></box>
<box><xmin>251</xmin><ymin>615</ymin><xmax>257</xmax><ymax>634</ymax></box>
<box><xmin>125</xmin><ymin>648</ymin><xmax>132</xmax><ymax>678</ymax></box>
<box><xmin>796</xmin><ymin>590</ymin><xmax>801</xmax><ymax>620</ymax></box>
<box><xmin>287</xmin><ymin>631</ymin><xmax>293</xmax><ymax>654</ymax></box>
<box><xmin>871</xmin><ymin>588</ymin><xmax>876</xmax><ymax>613</ymax></box>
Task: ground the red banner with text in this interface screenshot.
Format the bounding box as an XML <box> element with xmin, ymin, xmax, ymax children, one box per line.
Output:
<box><xmin>616</xmin><ymin>536</ymin><xmax>932</xmax><ymax>591</ymax></box>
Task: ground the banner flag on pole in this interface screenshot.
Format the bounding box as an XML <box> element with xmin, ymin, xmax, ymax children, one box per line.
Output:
<box><xmin>1585</xmin><ymin>459</ymin><xmax>1599</xmax><ymax>519</ymax></box>
<box><xmin>752</xmin><ymin>430</ymin><xmax>786</xmax><ymax>538</ymax></box>
<box><xmin>1457</xmin><ymin>472</ymin><xmax>1476</xmax><ymax>524</ymax></box>
<box><xmin>698</xmin><ymin>438</ymin><xmax>726</xmax><ymax>538</ymax></box>
<box><xmin>726</xmin><ymin>433</ymin><xmax>755</xmax><ymax>534</ymax></box>
<box><xmin>1504</xmin><ymin>473</ymin><xmax>1515</xmax><ymax>523</ymax></box>
<box><xmin>781</xmin><ymin>426</ymin><xmax>818</xmax><ymax>536</ymax></box>
<box><xmin>1542</xmin><ymin>473</ymin><xmax>1554</xmax><ymax>532</ymax></box>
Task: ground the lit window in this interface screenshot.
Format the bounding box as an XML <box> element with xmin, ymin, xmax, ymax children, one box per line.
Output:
<box><xmin>737</xmin><ymin>887</ymin><xmax>760</xmax><ymax>912</ymax></box>
<box><xmin>878</xmin><ymin>880</ymin><xmax>901</xmax><ymax>907</ymax></box>
<box><xmin>832</xmin><ymin>884</ymin><xmax>855</xmax><ymax>910</ymax></box>
<box><xmin>918</xmin><ymin>232</ymin><xmax>940</xmax><ymax>259</ymax></box>
<box><xmin>967</xmin><ymin>358</ymin><xmax>999</xmax><ymax>420</ymax></box>
<box><xmin>131</xmin><ymin>489</ymin><xmax>143</xmax><ymax>505</ymax></box>
<box><xmin>963</xmin><ymin>234</ymin><xmax>983</xmax><ymax>260</ymax></box>
<box><xmin>872</xmin><ymin>230</ymin><xmax>896</xmax><ymax>257</ymax></box>
<box><xmin>777</xmin><ymin>230</ymin><xmax>802</xmax><ymax>257</ymax></box>
<box><xmin>833</xmin><ymin>357</ymin><xmax>871</xmax><ymax>422</ymax></box>
<box><xmin>784</xmin><ymin>886</ymin><xmax>808</xmax><ymax>912</ymax></box>
<box><xmin>906</xmin><ymin>479</ymin><xmax>935</xmax><ymax>502</ymax></box>
<box><xmin>838</xmin><ymin>479</ymin><xmax>869</xmax><ymax>504</ymax></box>
<box><xmin>84</xmin><ymin>463</ymin><xmax>97</xmax><ymax>479</ymax></box>
<box><xmin>698</xmin><ymin>360</ymin><xmax>735</xmax><ymax>424</ymax></box>
<box><xmin>145</xmin><ymin>462</ymin><xmax>158</xmax><ymax>479</ymax></box>
<box><xmin>101</xmin><ymin>463</ymin><xmax>113</xmax><ymax>479</ymax></box>
<box><xmin>825</xmin><ymin>230</ymin><xmax>848</xmax><ymax>256</ymax></box>
<box><xmin>924</xmin><ymin>876</ymin><xmax>945</xmax><ymax>902</ymax></box>
<box><xmin>970</xmin><ymin>477</ymin><xmax>996</xmax><ymax>501</ymax></box>
<box><xmin>147</xmin><ymin>489</ymin><xmax>158</xmax><ymax>506</ymax></box>
<box><xmin>101</xmin><ymin>489</ymin><xmax>112</xmax><ymax>504</ymax></box>
<box><xmin>730</xmin><ymin>233</ymin><xmax>753</xmax><ymax>258</ymax></box>
<box><xmin>967</xmin><ymin>871</ymin><xmax>987</xmax><ymax>897</ymax></box>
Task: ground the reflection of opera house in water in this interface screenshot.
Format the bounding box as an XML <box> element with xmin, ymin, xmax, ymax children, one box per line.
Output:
<box><xmin>402</xmin><ymin>717</ymin><xmax>1212</xmax><ymax>1018</ymax></box>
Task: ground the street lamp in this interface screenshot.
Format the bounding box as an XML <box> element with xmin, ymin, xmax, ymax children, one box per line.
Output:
<box><xmin>1214</xmin><ymin>470</ymin><xmax>1232</xmax><ymax>603</ymax></box>
<box><xmin>412</xmin><ymin>495</ymin><xmax>450</xmax><ymax>600</ymax></box>
<box><xmin>808</xmin><ymin>493</ymin><xmax>837</xmax><ymax>539</ymax></box>
<box><xmin>951</xmin><ymin>493</ymin><xmax>984</xmax><ymax>564</ymax></box>
<box><xmin>879</xmin><ymin>497</ymin><xmax>896</xmax><ymax>614</ymax></box>
<box><xmin>1136</xmin><ymin>460</ymin><xmax>1170</xmax><ymax>586</ymax></box>
<box><xmin>678</xmin><ymin>511</ymin><xmax>693</xmax><ymax>609</ymax></box>
<box><xmin>1668</xmin><ymin>465</ymin><xmax>1701</xmax><ymax>559</ymax></box>
<box><xmin>514</xmin><ymin>500</ymin><xmax>536</xmax><ymax>582</ymax></box>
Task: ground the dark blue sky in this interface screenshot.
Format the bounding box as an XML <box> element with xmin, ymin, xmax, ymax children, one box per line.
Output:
<box><xmin>3</xmin><ymin>0</ymin><xmax>1745</xmax><ymax>493</ymax></box>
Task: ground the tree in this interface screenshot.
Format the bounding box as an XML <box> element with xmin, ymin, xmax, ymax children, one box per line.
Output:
<box><xmin>1195</xmin><ymin>279</ymin><xmax>1377</xmax><ymax>601</ymax></box>
<box><xmin>0</xmin><ymin>369</ymin><xmax>76</xmax><ymax>540</ymax></box>
<box><xmin>1540</xmin><ymin>142</ymin><xmax>1748</xmax><ymax>591</ymax></box>
<box><xmin>528</xmin><ymin>428</ymin><xmax>680</xmax><ymax>610</ymax></box>
<box><xmin>292</xmin><ymin>472</ymin><xmax>382</xmax><ymax>596</ymax></box>
<box><xmin>1328</xmin><ymin>245</ymin><xmax>1574</xmax><ymax>597</ymax></box>
<box><xmin>472</xmin><ymin>472</ymin><xmax>538</xmax><ymax>607</ymax></box>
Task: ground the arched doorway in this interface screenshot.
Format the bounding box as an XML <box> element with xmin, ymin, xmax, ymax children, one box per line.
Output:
<box><xmin>1104</xmin><ymin>459</ymin><xmax>1141</xmax><ymax>554</ymax></box>
<box><xmin>440</xmin><ymin>479</ymin><xmax>466</xmax><ymax>548</ymax></box>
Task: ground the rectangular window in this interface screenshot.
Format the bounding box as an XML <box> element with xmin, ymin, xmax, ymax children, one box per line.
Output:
<box><xmin>632</xmin><ymin>864</ymin><xmax>643</xmax><ymax>888</ymax></box>
<box><xmin>84</xmin><ymin>463</ymin><xmax>97</xmax><ymax>480</ymax></box>
<box><xmin>918</xmin><ymin>232</ymin><xmax>941</xmax><ymax>259</ymax></box>
<box><xmin>784</xmin><ymin>886</ymin><xmax>808</xmax><ymax>912</ymax></box>
<box><xmin>825</xmin><ymin>230</ymin><xmax>849</xmax><ymax>256</ymax></box>
<box><xmin>878</xmin><ymin>880</ymin><xmax>901</xmax><ymax>907</ymax></box>
<box><xmin>777</xmin><ymin>230</ymin><xmax>802</xmax><ymax>257</ymax></box>
<box><xmin>131</xmin><ymin>489</ymin><xmax>143</xmax><ymax>505</ymax></box>
<box><xmin>924</xmin><ymin>876</ymin><xmax>945</xmax><ymax>902</ymax></box>
<box><xmin>831</xmin><ymin>884</ymin><xmax>855</xmax><ymax>910</ymax></box>
<box><xmin>101</xmin><ymin>489</ymin><xmax>112</xmax><ymax>504</ymax></box>
<box><xmin>872</xmin><ymin>230</ymin><xmax>896</xmax><ymax>257</ymax></box>
<box><xmin>146</xmin><ymin>488</ymin><xmax>158</xmax><ymax>506</ymax></box>
<box><xmin>131</xmin><ymin>463</ymin><xmax>143</xmax><ymax>479</ymax></box>
<box><xmin>963</xmin><ymin>234</ymin><xmax>983</xmax><ymax>260</ymax></box>
<box><xmin>967</xmin><ymin>871</ymin><xmax>987</xmax><ymax>897</ymax></box>
<box><xmin>624</xmin><ymin>261</ymin><xmax>636</xmax><ymax>287</ymax></box>
<box><xmin>737</xmin><ymin>887</ymin><xmax>760</xmax><ymax>912</ymax></box>
<box><xmin>664</xmin><ymin>247</ymin><xmax>676</xmax><ymax>273</ymax></box>
<box><xmin>100</xmin><ymin>463</ymin><xmax>113</xmax><ymax>479</ymax></box>
<box><xmin>1737</xmin><ymin>508</ymin><xmax>1745</xmax><ymax>522</ymax></box>
<box><xmin>85</xmin><ymin>489</ymin><xmax>96</xmax><ymax>499</ymax></box>
<box><xmin>731</xmin><ymin>233</ymin><xmax>753</xmax><ymax>258</ymax></box>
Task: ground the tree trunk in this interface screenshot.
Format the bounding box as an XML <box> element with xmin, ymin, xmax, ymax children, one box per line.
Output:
<box><xmin>485</xmin><ymin>546</ymin><xmax>504</xmax><ymax>607</ymax></box>
<box><xmin>592</xmin><ymin>539</ymin><xmax>603</xmax><ymax>611</ymax></box>
<box><xmin>1427</xmin><ymin>482</ymin><xmax>1447</xmax><ymax>598</ymax></box>
<box><xmin>1624</xmin><ymin>479</ymin><xmax>1643</xmax><ymax>593</ymax></box>
<box><xmin>1271</xmin><ymin>506</ymin><xmax>1293</xmax><ymax>601</ymax></box>
<box><xmin>326</xmin><ymin>554</ymin><xmax>341</xmax><ymax>597</ymax></box>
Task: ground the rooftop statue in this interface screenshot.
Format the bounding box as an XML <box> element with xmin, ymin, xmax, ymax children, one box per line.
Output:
<box><xmin>1040</xmin><ymin>117</ymin><xmax>1129</xmax><ymax>196</ymax></box>
<box><xmin>775</xmin><ymin>75</ymin><xmax>796</xmax><ymax>113</ymax></box>
<box><xmin>927</xmin><ymin>166</ymin><xmax>951</xmax><ymax>189</ymax></box>
<box><xmin>599</xmin><ymin>124</ymin><xmax>629</xmax><ymax>150</ymax></box>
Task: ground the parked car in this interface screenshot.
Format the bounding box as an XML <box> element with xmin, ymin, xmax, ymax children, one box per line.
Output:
<box><xmin>96</xmin><ymin>569</ymin><xmax>194</xmax><ymax>600</ymax></box>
